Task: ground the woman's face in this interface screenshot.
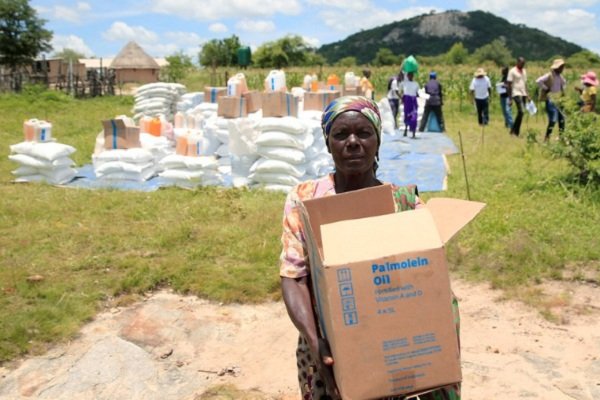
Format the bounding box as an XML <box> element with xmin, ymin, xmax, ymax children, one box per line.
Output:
<box><xmin>328</xmin><ymin>111</ymin><xmax>378</xmax><ymax>176</ymax></box>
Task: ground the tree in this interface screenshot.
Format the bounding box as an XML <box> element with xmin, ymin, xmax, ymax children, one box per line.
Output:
<box><xmin>471</xmin><ymin>39</ymin><xmax>512</xmax><ymax>67</ymax></box>
<box><xmin>445</xmin><ymin>42</ymin><xmax>468</xmax><ymax>65</ymax></box>
<box><xmin>198</xmin><ymin>35</ymin><xmax>240</xmax><ymax>68</ymax></box>
<box><xmin>0</xmin><ymin>0</ymin><xmax>52</xmax><ymax>72</ymax></box>
<box><xmin>199</xmin><ymin>39</ymin><xmax>227</xmax><ymax>68</ymax></box>
<box><xmin>164</xmin><ymin>51</ymin><xmax>193</xmax><ymax>82</ymax></box>
<box><xmin>336</xmin><ymin>56</ymin><xmax>357</xmax><ymax>67</ymax></box>
<box><xmin>53</xmin><ymin>48</ymin><xmax>84</xmax><ymax>62</ymax></box>
<box><xmin>253</xmin><ymin>35</ymin><xmax>311</xmax><ymax>68</ymax></box>
<box><xmin>304</xmin><ymin>52</ymin><xmax>326</xmax><ymax>67</ymax></box>
<box><xmin>372</xmin><ymin>48</ymin><xmax>399</xmax><ymax>66</ymax></box>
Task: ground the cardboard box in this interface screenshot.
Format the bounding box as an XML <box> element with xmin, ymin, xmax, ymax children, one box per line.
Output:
<box><xmin>217</xmin><ymin>96</ymin><xmax>248</xmax><ymax>119</ymax></box>
<box><xmin>343</xmin><ymin>86</ymin><xmax>364</xmax><ymax>96</ymax></box>
<box><xmin>303</xmin><ymin>90</ymin><xmax>341</xmax><ymax>111</ymax></box>
<box><xmin>204</xmin><ymin>86</ymin><xmax>227</xmax><ymax>104</ymax></box>
<box><xmin>261</xmin><ymin>92</ymin><xmax>299</xmax><ymax>117</ymax></box>
<box><xmin>102</xmin><ymin>119</ymin><xmax>141</xmax><ymax>150</ymax></box>
<box><xmin>299</xmin><ymin>186</ymin><xmax>485</xmax><ymax>399</ymax></box>
<box><xmin>242</xmin><ymin>90</ymin><xmax>262</xmax><ymax>114</ymax></box>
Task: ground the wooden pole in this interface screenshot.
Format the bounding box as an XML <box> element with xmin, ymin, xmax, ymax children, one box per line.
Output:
<box><xmin>458</xmin><ymin>130</ymin><xmax>471</xmax><ymax>200</ymax></box>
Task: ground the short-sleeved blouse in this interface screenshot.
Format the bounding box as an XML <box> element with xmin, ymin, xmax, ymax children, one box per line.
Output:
<box><xmin>279</xmin><ymin>173</ymin><xmax>419</xmax><ymax>279</ymax></box>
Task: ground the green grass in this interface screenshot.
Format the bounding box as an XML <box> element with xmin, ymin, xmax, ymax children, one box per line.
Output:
<box><xmin>0</xmin><ymin>82</ymin><xmax>599</xmax><ymax>364</ymax></box>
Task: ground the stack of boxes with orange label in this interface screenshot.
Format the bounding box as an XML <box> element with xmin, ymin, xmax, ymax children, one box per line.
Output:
<box><xmin>303</xmin><ymin>73</ymin><xmax>342</xmax><ymax>113</ymax></box>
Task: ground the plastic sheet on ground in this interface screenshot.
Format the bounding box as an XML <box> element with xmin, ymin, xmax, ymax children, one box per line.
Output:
<box><xmin>377</xmin><ymin>153</ymin><xmax>447</xmax><ymax>193</ymax></box>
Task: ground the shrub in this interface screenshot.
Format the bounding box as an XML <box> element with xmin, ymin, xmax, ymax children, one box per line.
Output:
<box><xmin>548</xmin><ymin>99</ymin><xmax>600</xmax><ymax>185</ymax></box>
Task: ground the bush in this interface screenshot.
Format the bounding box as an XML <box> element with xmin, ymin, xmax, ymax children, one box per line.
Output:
<box><xmin>548</xmin><ymin>99</ymin><xmax>600</xmax><ymax>185</ymax></box>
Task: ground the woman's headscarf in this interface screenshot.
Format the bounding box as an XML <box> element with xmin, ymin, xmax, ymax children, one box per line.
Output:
<box><xmin>321</xmin><ymin>95</ymin><xmax>382</xmax><ymax>145</ymax></box>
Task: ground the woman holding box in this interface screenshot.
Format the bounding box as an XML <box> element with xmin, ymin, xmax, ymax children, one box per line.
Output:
<box><xmin>279</xmin><ymin>96</ymin><xmax>461</xmax><ymax>400</ymax></box>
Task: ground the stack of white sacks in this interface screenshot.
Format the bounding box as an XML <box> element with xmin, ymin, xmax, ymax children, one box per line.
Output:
<box><xmin>93</xmin><ymin>148</ymin><xmax>156</xmax><ymax>182</ymax></box>
<box><xmin>250</xmin><ymin>117</ymin><xmax>316</xmax><ymax>193</ymax></box>
<box><xmin>159</xmin><ymin>112</ymin><xmax>223</xmax><ymax>187</ymax></box>
<box><xmin>158</xmin><ymin>153</ymin><xmax>221</xmax><ymax>188</ymax></box>
<box><xmin>298</xmin><ymin>110</ymin><xmax>335</xmax><ymax>180</ymax></box>
<box><xmin>133</xmin><ymin>82</ymin><xmax>186</xmax><ymax>122</ymax></box>
<box><xmin>176</xmin><ymin>92</ymin><xmax>204</xmax><ymax>113</ymax></box>
<box><xmin>93</xmin><ymin>116</ymin><xmax>157</xmax><ymax>182</ymax></box>
<box><xmin>9</xmin><ymin>141</ymin><xmax>77</xmax><ymax>185</ymax></box>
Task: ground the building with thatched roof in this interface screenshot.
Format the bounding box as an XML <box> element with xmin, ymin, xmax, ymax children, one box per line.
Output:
<box><xmin>109</xmin><ymin>41</ymin><xmax>161</xmax><ymax>84</ymax></box>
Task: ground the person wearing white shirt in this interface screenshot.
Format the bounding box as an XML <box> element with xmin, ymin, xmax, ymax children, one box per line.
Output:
<box><xmin>400</xmin><ymin>72</ymin><xmax>420</xmax><ymax>138</ymax></box>
<box><xmin>469</xmin><ymin>68</ymin><xmax>492</xmax><ymax>126</ymax></box>
<box><xmin>387</xmin><ymin>72</ymin><xmax>402</xmax><ymax>129</ymax></box>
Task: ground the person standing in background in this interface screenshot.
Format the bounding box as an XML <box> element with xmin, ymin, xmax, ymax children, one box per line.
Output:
<box><xmin>419</xmin><ymin>71</ymin><xmax>445</xmax><ymax>132</ymax></box>
<box><xmin>387</xmin><ymin>71</ymin><xmax>401</xmax><ymax>130</ymax></box>
<box><xmin>497</xmin><ymin>66</ymin><xmax>513</xmax><ymax>130</ymax></box>
<box><xmin>536</xmin><ymin>59</ymin><xmax>566</xmax><ymax>141</ymax></box>
<box><xmin>507</xmin><ymin>57</ymin><xmax>529</xmax><ymax>137</ymax></box>
<box><xmin>359</xmin><ymin>69</ymin><xmax>374</xmax><ymax>100</ymax></box>
<box><xmin>469</xmin><ymin>68</ymin><xmax>492</xmax><ymax>126</ymax></box>
<box><xmin>575</xmin><ymin>71</ymin><xmax>598</xmax><ymax>113</ymax></box>
<box><xmin>401</xmin><ymin>71</ymin><xmax>420</xmax><ymax>138</ymax></box>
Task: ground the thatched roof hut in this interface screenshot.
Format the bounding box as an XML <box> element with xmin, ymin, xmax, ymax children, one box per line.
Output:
<box><xmin>110</xmin><ymin>41</ymin><xmax>160</xmax><ymax>83</ymax></box>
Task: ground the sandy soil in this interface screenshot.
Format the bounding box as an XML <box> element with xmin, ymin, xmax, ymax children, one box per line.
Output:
<box><xmin>0</xmin><ymin>279</ymin><xmax>598</xmax><ymax>400</ymax></box>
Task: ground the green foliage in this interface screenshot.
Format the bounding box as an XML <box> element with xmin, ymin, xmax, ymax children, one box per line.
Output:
<box><xmin>0</xmin><ymin>0</ymin><xmax>53</xmax><ymax>71</ymax></box>
<box><xmin>52</xmin><ymin>48</ymin><xmax>85</xmax><ymax>62</ymax></box>
<box><xmin>567</xmin><ymin>50</ymin><xmax>600</xmax><ymax>68</ymax></box>
<box><xmin>304</xmin><ymin>52</ymin><xmax>326</xmax><ymax>67</ymax></box>
<box><xmin>548</xmin><ymin>100</ymin><xmax>600</xmax><ymax>185</ymax></box>
<box><xmin>446</xmin><ymin>42</ymin><xmax>469</xmax><ymax>65</ymax></box>
<box><xmin>318</xmin><ymin>10</ymin><xmax>583</xmax><ymax>65</ymax></box>
<box><xmin>198</xmin><ymin>35</ymin><xmax>240</xmax><ymax>68</ymax></box>
<box><xmin>253</xmin><ymin>35</ymin><xmax>312</xmax><ymax>68</ymax></box>
<box><xmin>163</xmin><ymin>51</ymin><xmax>194</xmax><ymax>82</ymax></box>
<box><xmin>336</xmin><ymin>56</ymin><xmax>357</xmax><ymax>67</ymax></box>
<box><xmin>372</xmin><ymin>48</ymin><xmax>400</xmax><ymax>66</ymax></box>
<box><xmin>470</xmin><ymin>39</ymin><xmax>512</xmax><ymax>67</ymax></box>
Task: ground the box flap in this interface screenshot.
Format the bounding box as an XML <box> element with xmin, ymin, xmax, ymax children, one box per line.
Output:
<box><xmin>302</xmin><ymin>185</ymin><xmax>396</xmax><ymax>258</ymax></box>
<box><xmin>425</xmin><ymin>198</ymin><xmax>486</xmax><ymax>244</ymax></box>
<box><xmin>321</xmin><ymin>208</ymin><xmax>442</xmax><ymax>265</ymax></box>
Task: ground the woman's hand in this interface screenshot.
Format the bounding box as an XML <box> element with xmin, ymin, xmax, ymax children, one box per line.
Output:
<box><xmin>310</xmin><ymin>338</ymin><xmax>340</xmax><ymax>399</ymax></box>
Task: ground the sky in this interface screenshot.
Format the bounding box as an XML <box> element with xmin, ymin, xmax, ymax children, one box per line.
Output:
<box><xmin>32</xmin><ymin>0</ymin><xmax>600</xmax><ymax>61</ymax></box>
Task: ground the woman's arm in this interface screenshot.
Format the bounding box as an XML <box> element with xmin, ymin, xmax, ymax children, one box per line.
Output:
<box><xmin>282</xmin><ymin>276</ymin><xmax>339</xmax><ymax>398</ymax></box>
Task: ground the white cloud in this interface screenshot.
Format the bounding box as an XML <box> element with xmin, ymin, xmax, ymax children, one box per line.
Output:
<box><xmin>318</xmin><ymin>5</ymin><xmax>437</xmax><ymax>33</ymax></box>
<box><xmin>36</xmin><ymin>2</ymin><xmax>92</xmax><ymax>24</ymax></box>
<box><xmin>77</xmin><ymin>2</ymin><xmax>91</xmax><ymax>12</ymax></box>
<box><xmin>466</xmin><ymin>1</ymin><xmax>600</xmax><ymax>51</ymax></box>
<box><xmin>164</xmin><ymin>31</ymin><xmax>205</xmax><ymax>46</ymax></box>
<box><xmin>150</xmin><ymin>0</ymin><xmax>302</xmax><ymax>20</ymax></box>
<box><xmin>209</xmin><ymin>23</ymin><xmax>229</xmax><ymax>33</ymax></box>
<box><xmin>51</xmin><ymin>34</ymin><xmax>94</xmax><ymax>57</ymax></box>
<box><xmin>235</xmin><ymin>19</ymin><xmax>276</xmax><ymax>33</ymax></box>
<box><xmin>303</xmin><ymin>36</ymin><xmax>321</xmax><ymax>48</ymax></box>
<box><xmin>102</xmin><ymin>21</ymin><xmax>159</xmax><ymax>43</ymax></box>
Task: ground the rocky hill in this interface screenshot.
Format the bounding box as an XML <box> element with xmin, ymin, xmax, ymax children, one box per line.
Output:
<box><xmin>318</xmin><ymin>10</ymin><xmax>583</xmax><ymax>64</ymax></box>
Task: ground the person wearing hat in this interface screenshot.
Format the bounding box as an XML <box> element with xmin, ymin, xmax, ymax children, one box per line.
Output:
<box><xmin>418</xmin><ymin>71</ymin><xmax>445</xmax><ymax>132</ymax></box>
<box><xmin>507</xmin><ymin>57</ymin><xmax>529</xmax><ymax>136</ymax></box>
<box><xmin>469</xmin><ymin>68</ymin><xmax>492</xmax><ymax>126</ymax></box>
<box><xmin>536</xmin><ymin>58</ymin><xmax>567</xmax><ymax>141</ymax></box>
<box><xmin>575</xmin><ymin>71</ymin><xmax>598</xmax><ymax>112</ymax></box>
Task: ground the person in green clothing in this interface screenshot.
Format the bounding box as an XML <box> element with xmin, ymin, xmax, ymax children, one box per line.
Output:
<box><xmin>280</xmin><ymin>95</ymin><xmax>461</xmax><ymax>400</ymax></box>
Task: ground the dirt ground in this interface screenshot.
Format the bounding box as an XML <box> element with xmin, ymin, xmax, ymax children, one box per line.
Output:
<box><xmin>0</xmin><ymin>279</ymin><xmax>599</xmax><ymax>400</ymax></box>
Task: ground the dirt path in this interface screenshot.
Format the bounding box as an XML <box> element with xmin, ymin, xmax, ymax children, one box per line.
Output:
<box><xmin>0</xmin><ymin>279</ymin><xmax>599</xmax><ymax>400</ymax></box>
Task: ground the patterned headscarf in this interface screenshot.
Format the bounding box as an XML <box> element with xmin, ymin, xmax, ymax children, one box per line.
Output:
<box><xmin>321</xmin><ymin>95</ymin><xmax>382</xmax><ymax>145</ymax></box>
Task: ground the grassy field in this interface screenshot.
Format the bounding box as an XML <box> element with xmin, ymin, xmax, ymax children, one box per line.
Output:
<box><xmin>0</xmin><ymin>74</ymin><xmax>599</xmax><ymax>364</ymax></box>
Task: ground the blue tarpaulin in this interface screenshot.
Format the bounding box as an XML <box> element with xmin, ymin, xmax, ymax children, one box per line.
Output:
<box><xmin>63</xmin><ymin>132</ymin><xmax>456</xmax><ymax>193</ymax></box>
